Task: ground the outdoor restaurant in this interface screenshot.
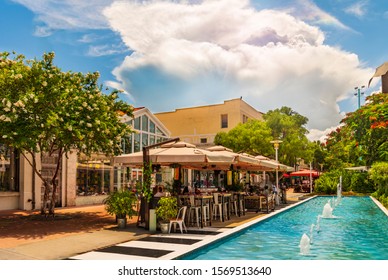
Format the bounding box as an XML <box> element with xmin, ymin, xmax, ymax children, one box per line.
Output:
<box><xmin>114</xmin><ymin>140</ymin><xmax>295</xmax><ymax>232</ymax></box>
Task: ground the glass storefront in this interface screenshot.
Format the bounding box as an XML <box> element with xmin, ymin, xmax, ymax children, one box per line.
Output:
<box><xmin>0</xmin><ymin>144</ymin><xmax>19</xmax><ymax>192</ymax></box>
<box><xmin>76</xmin><ymin>161</ymin><xmax>111</xmax><ymax>196</ymax></box>
<box><xmin>121</xmin><ymin>114</ymin><xmax>169</xmax><ymax>154</ymax></box>
<box><xmin>76</xmin><ymin>111</ymin><xmax>171</xmax><ymax>197</ymax></box>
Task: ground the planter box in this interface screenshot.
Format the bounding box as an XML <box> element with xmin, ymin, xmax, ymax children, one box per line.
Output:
<box><xmin>75</xmin><ymin>195</ymin><xmax>108</xmax><ymax>206</ymax></box>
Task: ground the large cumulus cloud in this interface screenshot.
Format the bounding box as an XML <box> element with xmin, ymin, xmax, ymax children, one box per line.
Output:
<box><xmin>103</xmin><ymin>0</ymin><xmax>373</xmax><ymax>132</ymax></box>
<box><xmin>12</xmin><ymin>0</ymin><xmax>375</xmax><ymax>139</ymax></box>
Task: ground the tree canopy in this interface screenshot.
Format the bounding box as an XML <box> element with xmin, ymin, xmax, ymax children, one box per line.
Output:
<box><xmin>214</xmin><ymin>119</ymin><xmax>273</xmax><ymax>156</ymax></box>
<box><xmin>324</xmin><ymin>92</ymin><xmax>388</xmax><ymax>169</ymax></box>
<box><xmin>264</xmin><ymin>106</ymin><xmax>313</xmax><ymax>166</ymax></box>
<box><xmin>0</xmin><ymin>51</ymin><xmax>133</xmax><ymax>214</ymax></box>
<box><xmin>214</xmin><ymin>106</ymin><xmax>315</xmax><ymax>167</ymax></box>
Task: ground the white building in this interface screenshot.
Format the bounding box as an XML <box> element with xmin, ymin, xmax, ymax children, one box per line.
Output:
<box><xmin>0</xmin><ymin>107</ymin><xmax>171</xmax><ymax>211</ymax></box>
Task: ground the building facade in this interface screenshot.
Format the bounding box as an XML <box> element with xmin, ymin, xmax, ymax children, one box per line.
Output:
<box><xmin>0</xmin><ymin>107</ymin><xmax>171</xmax><ymax>211</ymax></box>
<box><xmin>154</xmin><ymin>98</ymin><xmax>264</xmax><ymax>146</ymax></box>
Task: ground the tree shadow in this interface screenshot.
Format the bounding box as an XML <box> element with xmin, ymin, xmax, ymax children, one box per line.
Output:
<box><xmin>0</xmin><ymin>211</ymin><xmax>132</xmax><ymax>241</ymax></box>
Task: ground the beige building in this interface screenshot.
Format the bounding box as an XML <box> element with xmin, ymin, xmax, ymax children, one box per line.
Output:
<box><xmin>155</xmin><ymin>98</ymin><xmax>264</xmax><ymax>146</ymax></box>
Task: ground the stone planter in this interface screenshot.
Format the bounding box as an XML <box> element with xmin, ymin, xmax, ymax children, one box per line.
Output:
<box><xmin>159</xmin><ymin>222</ymin><xmax>169</xmax><ymax>234</ymax></box>
<box><xmin>117</xmin><ymin>218</ymin><xmax>127</xmax><ymax>229</ymax></box>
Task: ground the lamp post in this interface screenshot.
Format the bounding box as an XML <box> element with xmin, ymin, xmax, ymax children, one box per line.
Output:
<box><xmin>270</xmin><ymin>140</ymin><xmax>283</xmax><ymax>192</ymax></box>
<box><xmin>354</xmin><ymin>86</ymin><xmax>365</xmax><ymax>109</ymax></box>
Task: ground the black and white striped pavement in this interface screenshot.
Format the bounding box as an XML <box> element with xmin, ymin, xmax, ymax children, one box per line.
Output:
<box><xmin>69</xmin><ymin>228</ymin><xmax>227</xmax><ymax>260</ymax></box>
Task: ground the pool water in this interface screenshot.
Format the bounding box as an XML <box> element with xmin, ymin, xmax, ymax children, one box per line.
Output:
<box><xmin>180</xmin><ymin>196</ymin><xmax>388</xmax><ymax>260</ymax></box>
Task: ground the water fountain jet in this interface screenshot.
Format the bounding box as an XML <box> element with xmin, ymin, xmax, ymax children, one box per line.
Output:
<box><xmin>322</xmin><ymin>202</ymin><xmax>334</xmax><ymax>218</ymax></box>
<box><xmin>299</xmin><ymin>233</ymin><xmax>311</xmax><ymax>255</ymax></box>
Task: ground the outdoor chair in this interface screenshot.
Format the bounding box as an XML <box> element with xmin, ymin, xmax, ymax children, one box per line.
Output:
<box><xmin>169</xmin><ymin>206</ymin><xmax>188</xmax><ymax>234</ymax></box>
<box><xmin>188</xmin><ymin>195</ymin><xmax>201</xmax><ymax>228</ymax></box>
<box><xmin>230</xmin><ymin>193</ymin><xmax>238</xmax><ymax>216</ymax></box>
<box><xmin>201</xmin><ymin>198</ymin><xmax>210</xmax><ymax>227</ymax></box>
<box><xmin>212</xmin><ymin>193</ymin><xmax>226</xmax><ymax>221</ymax></box>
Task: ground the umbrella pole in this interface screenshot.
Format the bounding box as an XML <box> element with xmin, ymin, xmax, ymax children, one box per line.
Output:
<box><xmin>138</xmin><ymin>137</ymin><xmax>180</xmax><ymax>229</ymax></box>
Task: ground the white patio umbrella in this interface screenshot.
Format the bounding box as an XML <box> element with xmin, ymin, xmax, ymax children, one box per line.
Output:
<box><xmin>206</xmin><ymin>146</ymin><xmax>260</xmax><ymax>170</ymax></box>
<box><xmin>255</xmin><ymin>155</ymin><xmax>294</xmax><ymax>172</ymax></box>
<box><xmin>114</xmin><ymin>141</ymin><xmax>235</xmax><ymax>169</ymax></box>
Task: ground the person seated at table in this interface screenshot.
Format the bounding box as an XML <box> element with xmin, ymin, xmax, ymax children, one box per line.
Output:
<box><xmin>154</xmin><ymin>186</ymin><xmax>165</xmax><ymax>197</ymax></box>
<box><xmin>194</xmin><ymin>186</ymin><xmax>201</xmax><ymax>195</ymax></box>
<box><xmin>182</xmin><ymin>185</ymin><xmax>190</xmax><ymax>194</ymax></box>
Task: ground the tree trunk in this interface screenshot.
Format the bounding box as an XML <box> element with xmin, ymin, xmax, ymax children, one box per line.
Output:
<box><xmin>41</xmin><ymin>181</ymin><xmax>56</xmax><ymax>216</ymax></box>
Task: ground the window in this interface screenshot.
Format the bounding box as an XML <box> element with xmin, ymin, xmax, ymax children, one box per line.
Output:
<box><xmin>141</xmin><ymin>115</ymin><xmax>149</xmax><ymax>132</ymax></box>
<box><xmin>0</xmin><ymin>144</ymin><xmax>19</xmax><ymax>192</ymax></box>
<box><xmin>156</xmin><ymin>127</ymin><xmax>166</xmax><ymax>136</ymax></box>
<box><xmin>122</xmin><ymin>135</ymin><xmax>132</xmax><ymax>154</ymax></box>
<box><xmin>134</xmin><ymin>117</ymin><xmax>140</xmax><ymax>130</ymax></box>
<box><xmin>200</xmin><ymin>138</ymin><xmax>207</xmax><ymax>144</ymax></box>
<box><xmin>221</xmin><ymin>114</ymin><xmax>228</xmax><ymax>128</ymax></box>
<box><xmin>149</xmin><ymin>121</ymin><xmax>155</xmax><ymax>133</ymax></box>
<box><xmin>243</xmin><ymin>114</ymin><xmax>249</xmax><ymax>123</ymax></box>
<box><xmin>150</xmin><ymin>135</ymin><xmax>155</xmax><ymax>146</ymax></box>
<box><xmin>142</xmin><ymin>133</ymin><xmax>148</xmax><ymax>148</ymax></box>
<box><xmin>134</xmin><ymin>134</ymin><xmax>140</xmax><ymax>152</ymax></box>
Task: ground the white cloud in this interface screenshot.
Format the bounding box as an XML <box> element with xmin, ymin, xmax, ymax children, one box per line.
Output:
<box><xmin>307</xmin><ymin>126</ymin><xmax>338</xmax><ymax>143</ymax></box>
<box><xmin>345</xmin><ymin>1</ymin><xmax>368</xmax><ymax>17</ymax></box>
<box><xmin>87</xmin><ymin>44</ymin><xmax>129</xmax><ymax>57</ymax></box>
<box><xmin>289</xmin><ymin>0</ymin><xmax>351</xmax><ymax>30</ymax></box>
<box><xmin>12</xmin><ymin>0</ymin><xmax>374</xmax><ymax>137</ymax></box>
<box><xmin>12</xmin><ymin>0</ymin><xmax>113</xmax><ymax>35</ymax></box>
<box><xmin>103</xmin><ymin>0</ymin><xmax>373</xmax><ymax>132</ymax></box>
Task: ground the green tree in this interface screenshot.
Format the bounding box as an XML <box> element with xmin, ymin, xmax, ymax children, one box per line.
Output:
<box><xmin>214</xmin><ymin>119</ymin><xmax>273</xmax><ymax>156</ymax></box>
<box><xmin>324</xmin><ymin>92</ymin><xmax>388</xmax><ymax>168</ymax></box>
<box><xmin>0</xmin><ymin>52</ymin><xmax>133</xmax><ymax>215</ymax></box>
<box><xmin>264</xmin><ymin>106</ymin><xmax>312</xmax><ymax>166</ymax></box>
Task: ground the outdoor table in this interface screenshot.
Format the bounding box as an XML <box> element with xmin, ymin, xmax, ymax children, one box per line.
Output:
<box><xmin>244</xmin><ymin>195</ymin><xmax>267</xmax><ymax>213</ymax></box>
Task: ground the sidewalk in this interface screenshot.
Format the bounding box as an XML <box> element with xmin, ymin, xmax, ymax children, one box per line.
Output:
<box><xmin>0</xmin><ymin>190</ymin><xmax>306</xmax><ymax>260</ymax></box>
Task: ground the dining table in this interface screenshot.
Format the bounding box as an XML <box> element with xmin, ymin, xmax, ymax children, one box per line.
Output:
<box><xmin>178</xmin><ymin>194</ymin><xmax>213</xmax><ymax>228</ymax></box>
<box><xmin>244</xmin><ymin>195</ymin><xmax>267</xmax><ymax>213</ymax></box>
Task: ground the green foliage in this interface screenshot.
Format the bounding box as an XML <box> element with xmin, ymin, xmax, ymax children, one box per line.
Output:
<box><xmin>214</xmin><ymin>119</ymin><xmax>273</xmax><ymax>156</ymax></box>
<box><xmin>104</xmin><ymin>189</ymin><xmax>138</xmax><ymax>219</ymax></box>
<box><xmin>264</xmin><ymin>106</ymin><xmax>313</xmax><ymax>166</ymax></box>
<box><xmin>369</xmin><ymin>162</ymin><xmax>388</xmax><ymax>206</ymax></box>
<box><xmin>0</xmin><ymin>51</ymin><xmax>134</xmax><ymax>213</ymax></box>
<box><xmin>324</xmin><ymin>92</ymin><xmax>388</xmax><ymax>168</ymax></box>
<box><xmin>155</xmin><ymin>196</ymin><xmax>178</xmax><ymax>222</ymax></box>
<box><xmin>142</xmin><ymin>161</ymin><xmax>153</xmax><ymax>202</ymax></box>
<box><xmin>349</xmin><ymin>172</ymin><xmax>375</xmax><ymax>193</ymax></box>
<box><xmin>214</xmin><ymin>107</ymin><xmax>319</xmax><ymax>168</ymax></box>
<box><xmin>315</xmin><ymin>169</ymin><xmax>351</xmax><ymax>194</ymax></box>
<box><xmin>315</xmin><ymin>168</ymin><xmax>375</xmax><ymax>195</ymax></box>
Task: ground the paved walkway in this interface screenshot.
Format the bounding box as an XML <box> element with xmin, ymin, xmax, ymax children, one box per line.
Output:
<box><xmin>0</xmin><ymin>191</ymin><xmax>307</xmax><ymax>260</ymax></box>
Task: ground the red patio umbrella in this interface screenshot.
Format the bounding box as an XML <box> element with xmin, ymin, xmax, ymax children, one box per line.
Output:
<box><xmin>290</xmin><ymin>169</ymin><xmax>320</xmax><ymax>177</ymax></box>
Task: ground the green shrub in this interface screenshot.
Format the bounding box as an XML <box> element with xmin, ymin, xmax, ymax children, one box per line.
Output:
<box><xmin>104</xmin><ymin>189</ymin><xmax>138</xmax><ymax>219</ymax></box>
<box><xmin>349</xmin><ymin>172</ymin><xmax>375</xmax><ymax>193</ymax></box>
<box><xmin>369</xmin><ymin>162</ymin><xmax>388</xmax><ymax>207</ymax></box>
<box><xmin>155</xmin><ymin>196</ymin><xmax>178</xmax><ymax>222</ymax></box>
<box><xmin>315</xmin><ymin>169</ymin><xmax>350</xmax><ymax>194</ymax></box>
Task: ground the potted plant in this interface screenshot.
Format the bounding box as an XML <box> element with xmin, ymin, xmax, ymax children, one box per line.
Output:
<box><xmin>104</xmin><ymin>189</ymin><xmax>138</xmax><ymax>229</ymax></box>
<box><xmin>155</xmin><ymin>196</ymin><xmax>178</xmax><ymax>233</ymax></box>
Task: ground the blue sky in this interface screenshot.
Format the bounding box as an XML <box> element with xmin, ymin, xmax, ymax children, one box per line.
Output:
<box><xmin>1</xmin><ymin>0</ymin><xmax>387</xmax><ymax>141</ymax></box>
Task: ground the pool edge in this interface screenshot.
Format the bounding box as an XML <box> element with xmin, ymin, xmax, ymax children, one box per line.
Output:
<box><xmin>370</xmin><ymin>196</ymin><xmax>388</xmax><ymax>216</ymax></box>
<box><xmin>164</xmin><ymin>195</ymin><xmax>317</xmax><ymax>260</ymax></box>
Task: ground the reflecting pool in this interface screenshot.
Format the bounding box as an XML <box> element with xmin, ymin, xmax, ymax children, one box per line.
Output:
<box><xmin>180</xmin><ymin>196</ymin><xmax>388</xmax><ymax>260</ymax></box>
